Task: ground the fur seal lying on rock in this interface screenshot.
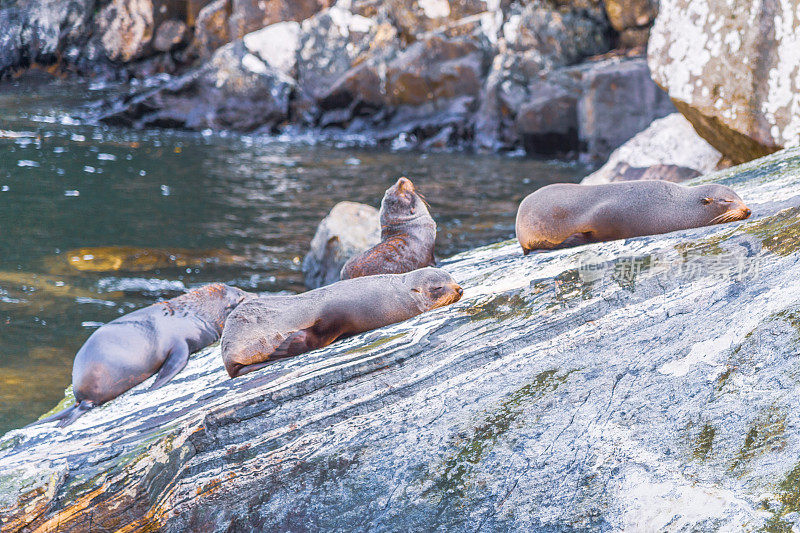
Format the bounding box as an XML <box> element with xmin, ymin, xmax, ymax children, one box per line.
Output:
<box><xmin>515</xmin><ymin>181</ymin><xmax>751</xmax><ymax>254</ymax></box>
<box><xmin>37</xmin><ymin>284</ymin><xmax>251</xmax><ymax>427</ymax></box>
<box><xmin>221</xmin><ymin>268</ymin><xmax>463</xmax><ymax>378</ymax></box>
<box><xmin>341</xmin><ymin>177</ymin><xmax>436</xmax><ymax>280</ymax></box>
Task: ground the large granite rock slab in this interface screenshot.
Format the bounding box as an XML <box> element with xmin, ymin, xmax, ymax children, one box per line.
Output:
<box><xmin>4</xmin><ymin>147</ymin><xmax>800</xmax><ymax>530</ymax></box>
<box><xmin>583</xmin><ymin>112</ymin><xmax>723</xmax><ymax>184</ymax></box>
<box><xmin>648</xmin><ymin>0</ymin><xmax>800</xmax><ymax>165</ymax></box>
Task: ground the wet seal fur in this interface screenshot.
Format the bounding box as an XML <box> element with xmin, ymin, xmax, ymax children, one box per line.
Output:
<box><xmin>222</xmin><ymin>268</ymin><xmax>463</xmax><ymax>378</ymax></box>
<box><xmin>341</xmin><ymin>177</ymin><xmax>436</xmax><ymax>279</ymax></box>
<box><xmin>36</xmin><ymin>284</ymin><xmax>250</xmax><ymax>427</ymax></box>
<box><xmin>515</xmin><ymin>181</ymin><xmax>752</xmax><ymax>254</ymax></box>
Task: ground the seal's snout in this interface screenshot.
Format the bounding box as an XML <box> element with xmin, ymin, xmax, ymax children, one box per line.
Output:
<box><xmin>396</xmin><ymin>176</ymin><xmax>415</xmax><ymax>193</ymax></box>
<box><xmin>454</xmin><ymin>285</ymin><xmax>464</xmax><ymax>297</ymax></box>
<box><xmin>743</xmin><ymin>207</ymin><xmax>752</xmax><ymax>219</ymax></box>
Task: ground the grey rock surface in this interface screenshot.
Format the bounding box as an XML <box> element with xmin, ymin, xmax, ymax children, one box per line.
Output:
<box><xmin>583</xmin><ymin>113</ymin><xmax>722</xmax><ymax>184</ymax></box>
<box><xmin>302</xmin><ymin>201</ymin><xmax>381</xmax><ymax>289</ymax></box>
<box><xmin>4</xmin><ymin>147</ymin><xmax>800</xmax><ymax>530</ymax></box>
<box><xmin>97</xmin><ymin>36</ymin><xmax>296</xmax><ymax>131</ymax></box>
<box><xmin>578</xmin><ymin>57</ymin><xmax>675</xmax><ymax>161</ymax></box>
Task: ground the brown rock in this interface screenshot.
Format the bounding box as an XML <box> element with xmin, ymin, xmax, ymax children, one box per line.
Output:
<box><xmin>504</xmin><ymin>1</ymin><xmax>611</xmax><ymax>66</ymax></box>
<box><xmin>311</xmin><ymin>12</ymin><xmax>494</xmax><ymax>148</ymax></box>
<box><xmin>618</xmin><ymin>27</ymin><xmax>650</xmax><ymax>48</ymax></box>
<box><xmin>385</xmin><ymin>34</ymin><xmax>485</xmax><ymax>107</ymax></box>
<box><xmin>228</xmin><ymin>0</ymin><xmax>331</xmax><ymax>40</ymax></box>
<box><xmin>97</xmin><ymin>0</ymin><xmax>156</xmax><ymax>62</ymax></box>
<box><xmin>295</xmin><ymin>6</ymin><xmax>381</xmax><ymax>119</ymax></box>
<box><xmin>352</xmin><ymin>0</ymin><xmax>489</xmax><ymax>43</ymax></box>
<box><xmin>188</xmin><ymin>0</ymin><xmax>232</xmax><ymax>59</ymax></box>
<box><xmin>153</xmin><ymin>19</ymin><xmax>188</xmax><ymax>52</ymax></box>
<box><xmin>187</xmin><ymin>0</ymin><xmax>215</xmax><ymax>26</ymax></box>
<box><xmin>515</xmin><ymin>84</ymin><xmax>578</xmax><ymax>156</ymax></box>
<box><xmin>98</xmin><ymin>0</ymin><xmax>190</xmax><ymax>62</ymax></box>
<box><xmin>473</xmin><ymin>0</ymin><xmax>611</xmax><ymax>151</ymax></box>
<box><xmin>603</xmin><ymin>0</ymin><xmax>657</xmax><ymax>33</ymax></box>
<box><xmin>98</xmin><ymin>40</ymin><xmax>294</xmax><ymax>132</ymax></box>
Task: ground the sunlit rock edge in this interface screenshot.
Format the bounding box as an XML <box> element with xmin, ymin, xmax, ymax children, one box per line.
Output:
<box><xmin>2</xmin><ymin>147</ymin><xmax>800</xmax><ymax>531</ymax></box>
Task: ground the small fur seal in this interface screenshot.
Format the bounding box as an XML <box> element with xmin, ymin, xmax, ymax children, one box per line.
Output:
<box><xmin>37</xmin><ymin>284</ymin><xmax>251</xmax><ymax>427</ymax></box>
<box><xmin>340</xmin><ymin>177</ymin><xmax>436</xmax><ymax>279</ymax></box>
<box><xmin>221</xmin><ymin>268</ymin><xmax>463</xmax><ymax>378</ymax></box>
<box><xmin>515</xmin><ymin>181</ymin><xmax>751</xmax><ymax>253</ymax></box>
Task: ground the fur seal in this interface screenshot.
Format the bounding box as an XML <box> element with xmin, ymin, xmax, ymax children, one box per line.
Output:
<box><xmin>340</xmin><ymin>177</ymin><xmax>436</xmax><ymax>280</ymax></box>
<box><xmin>515</xmin><ymin>181</ymin><xmax>751</xmax><ymax>253</ymax></box>
<box><xmin>221</xmin><ymin>267</ymin><xmax>463</xmax><ymax>378</ymax></box>
<box><xmin>37</xmin><ymin>283</ymin><xmax>251</xmax><ymax>427</ymax></box>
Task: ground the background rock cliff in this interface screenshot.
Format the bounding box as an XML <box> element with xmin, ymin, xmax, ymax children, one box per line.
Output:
<box><xmin>0</xmin><ymin>0</ymin><xmax>677</xmax><ymax>160</ymax></box>
<box><xmin>3</xmin><ymin>147</ymin><xmax>800</xmax><ymax>530</ymax></box>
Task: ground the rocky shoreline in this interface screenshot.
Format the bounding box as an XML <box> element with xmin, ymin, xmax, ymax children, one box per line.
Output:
<box><xmin>3</xmin><ymin>147</ymin><xmax>800</xmax><ymax>530</ymax></box>
<box><xmin>3</xmin><ymin>0</ymin><xmax>798</xmax><ymax>169</ymax></box>
<box><xmin>1</xmin><ymin>0</ymin><xmax>673</xmax><ymax>161</ymax></box>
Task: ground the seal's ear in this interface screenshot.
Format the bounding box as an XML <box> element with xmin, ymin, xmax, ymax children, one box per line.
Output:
<box><xmin>701</xmin><ymin>197</ymin><xmax>713</xmax><ymax>205</ymax></box>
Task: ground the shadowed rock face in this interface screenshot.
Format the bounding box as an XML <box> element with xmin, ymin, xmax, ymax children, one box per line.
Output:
<box><xmin>0</xmin><ymin>0</ymin><xmax>95</xmax><ymax>78</ymax></box>
<box><xmin>4</xmin><ymin>148</ymin><xmax>800</xmax><ymax>530</ymax></box>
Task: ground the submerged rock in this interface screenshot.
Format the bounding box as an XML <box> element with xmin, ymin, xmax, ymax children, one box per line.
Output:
<box><xmin>4</xmin><ymin>148</ymin><xmax>800</xmax><ymax>530</ymax></box>
<box><xmin>302</xmin><ymin>201</ymin><xmax>380</xmax><ymax>289</ymax></box>
<box><xmin>583</xmin><ymin>113</ymin><xmax>723</xmax><ymax>184</ymax></box>
<box><xmin>648</xmin><ymin>0</ymin><xmax>800</xmax><ymax>164</ymax></box>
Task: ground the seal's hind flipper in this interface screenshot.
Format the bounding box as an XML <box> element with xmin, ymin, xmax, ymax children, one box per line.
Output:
<box><xmin>57</xmin><ymin>400</ymin><xmax>94</xmax><ymax>427</ymax></box>
<box><xmin>150</xmin><ymin>340</ymin><xmax>190</xmax><ymax>390</ymax></box>
<box><xmin>27</xmin><ymin>400</ymin><xmax>95</xmax><ymax>428</ymax></box>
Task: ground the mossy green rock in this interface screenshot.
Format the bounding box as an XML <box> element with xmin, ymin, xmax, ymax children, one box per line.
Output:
<box><xmin>4</xmin><ymin>148</ymin><xmax>800</xmax><ymax>530</ymax></box>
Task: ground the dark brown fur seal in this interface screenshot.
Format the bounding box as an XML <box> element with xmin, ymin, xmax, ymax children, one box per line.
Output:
<box><xmin>340</xmin><ymin>177</ymin><xmax>436</xmax><ymax>279</ymax></box>
<box><xmin>37</xmin><ymin>284</ymin><xmax>251</xmax><ymax>427</ymax></box>
<box><xmin>221</xmin><ymin>268</ymin><xmax>463</xmax><ymax>378</ymax></box>
<box><xmin>515</xmin><ymin>181</ymin><xmax>751</xmax><ymax>254</ymax></box>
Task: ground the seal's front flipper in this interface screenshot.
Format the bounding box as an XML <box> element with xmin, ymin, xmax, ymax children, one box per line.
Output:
<box><xmin>272</xmin><ymin>329</ymin><xmax>321</xmax><ymax>359</ymax></box>
<box><xmin>150</xmin><ymin>340</ymin><xmax>190</xmax><ymax>390</ymax></box>
<box><xmin>554</xmin><ymin>232</ymin><xmax>595</xmax><ymax>249</ymax></box>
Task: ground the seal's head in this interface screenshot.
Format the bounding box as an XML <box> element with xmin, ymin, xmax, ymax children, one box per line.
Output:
<box><xmin>192</xmin><ymin>283</ymin><xmax>252</xmax><ymax>328</ymax></box>
<box><xmin>380</xmin><ymin>177</ymin><xmax>431</xmax><ymax>225</ymax></box>
<box><xmin>693</xmin><ymin>184</ymin><xmax>752</xmax><ymax>225</ymax></box>
<box><xmin>405</xmin><ymin>267</ymin><xmax>463</xmax><ymax>310</ymax></box>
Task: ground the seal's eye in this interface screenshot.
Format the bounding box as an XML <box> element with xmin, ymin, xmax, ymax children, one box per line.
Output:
<box><xmin>701</xmin><ymin>197</ymin><xmax>713</xmax><ymax>205</ymax></box>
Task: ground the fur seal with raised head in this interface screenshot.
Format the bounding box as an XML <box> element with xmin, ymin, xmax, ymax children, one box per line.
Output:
<box><xmin>340</xmin><ymin>177</ymin><xmax>436</xmax><ymax>279</ymax></box>
<box><xmin>221</xmin><ymin>267</ymin><xmax>463</xmax><ymax>378</ymax></box>
<box><xmin>36</xmin><ymin>283</ymin><xmax>251</xmax><ymax>427</ymax></box>
<box><xmin>515</xmin><ymin>181</ymin><xmax>751</xmax><ymax>254</ymax></box>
